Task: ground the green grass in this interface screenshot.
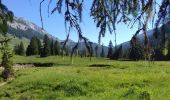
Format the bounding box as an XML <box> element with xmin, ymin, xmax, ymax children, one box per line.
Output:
<box><xmin>0</xmin><ymin>56</ymin><xmax>170</xmax><ymax>100</ymax></box>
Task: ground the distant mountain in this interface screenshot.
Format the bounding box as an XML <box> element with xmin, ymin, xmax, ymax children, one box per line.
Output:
<box><xmin>7</xmin><ymin>16</ymin><xmax>108</xmax><ymax>57</ymax></box>
<box><xmin>8</xmin><ymin>17</ymin><xmax>56</xmax><ymax>40</ymax></box>
<box><xmin>60</xmin><ymin>39</ymin><xmax>108</xmax><ymax>57</ymax></box>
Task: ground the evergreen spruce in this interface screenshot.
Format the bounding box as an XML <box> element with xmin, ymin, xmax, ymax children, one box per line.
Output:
<box><xmin>26</xmin><ymin>36</ymin><xmax>39</xmax><ymax>56</ymax></box>
<box><xmin>54</xmin><ymin>40</ymin><xmax>60</xmax><ymax>55</ymax></box>
<box><xmin>100</xmin><ymin>44</ymin><xmax>105</xmax><ymax>57</ymax></box>
<box><xmin>36</xmin><ymin>37</ymin><xmax>42</xmax><ymax>55</ymax></box>
<box><xmin>1</xmin><ymin>42</ymin><xmax>14</xmax><ymax>80</ymax></box>
<box><xmin>129</xmin><ymin>36</ymin><xmax>144</xmax><ymax>61</ymax></box>
<box><xmin>41</xmin><ymin>35</ymin><xmax>51</xmax><ymax>57</ymax></box>
<box><xmin>50</xmin><ymin>39</ymin><xmax>54</xmax><ymax>55</ymax></box>
<box><xmin>112</xmin><ymin>45</ymin><xmax>122</xmax><ymax>60</ymax></box>
<box><xmin>14</xmin><ymin>44</ymin><xmax>19</xmax><ymax>55</ymax></box>
<box><xmin>107</xmin><ymin>40</ymin><xmax>113</xmax><ymax>58</ymax></box>
<box><xmin>18</xmin><ymin>41</ymin><xmax>25</xmax><ymax>56</ymax></box>
<box><xmin>94</xmin><ymin>45</ymin><xmax>98</xmax><ymax>57</ymax></box>
<box><xmin>82</xmin><ymin>47</ymin><xmax>87</xmax><ymax>57</ymax></box>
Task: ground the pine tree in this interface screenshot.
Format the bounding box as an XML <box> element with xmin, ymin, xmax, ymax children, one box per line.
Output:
<box><xmin>36</xmin><ymin>37</ymin><xmax>42</xmax><ymax>55</ymax></box>
<box><xmin>26</xmin><ymin>45</ymin><xmax>31</xmax><ymax>56</ymax></box>
<box><xmin>129</xmin><ymin>36</ymin><xmax>144</xmax><ymax>61</ymax></box>
<box><xmin>54</xmin><ymin>40</ymin><xmax>60</xmax><ymax>55</ymax></box>
<box><xmin>14</xmin><ymin>44</ymin><xmax>19</xmax><ymax>55</ymax></box>
<box><xmin>112</xmin><ymin>45</ymin><xmax>122</xmax><ymax>60</ymax></box>
<box><xmin>50</xmin><ymin>39</ymin><xmax>54</xmax><ymax>55</ymax></box>
<box><xmin>18</xmin><ymin>41</ymin><xmax>25</xmax><ymax>56</ymax></box>
<box><xmin>107</xmin><ymin>40</ymin><xmax>113</xmax><ymax>58</ymax></box>
<box><xmin>41</xmin><ymin>35</ymin><xmax>51</xmax><ymax>57</ymax></box>
<box><xmin>94</xmin><ymin>45</ymin><xmax>98</xmax><ymax>57</ymax></box>
<box><xmin>100</xmin><ymin>44</ymin><xmax>105</xmax><ymax>57</ymax></box>
<box><xmin>65</xmin><ymin>46</ymin><xmax>70</xmax><ymax>56</ymax></box>
<box><xmin>26</xmin><ymin>36</ymin><xmax>39</xmax><ymax>56</ymax></box>
<box><xmin>1</xmin><ymin>42</ymin><xmax>14</xmax><ymax>80</ymax></box>
<box><xmin>81</xmin><ymin>47</ymin><xmax>87</xmax><ymax>57</ymax></box>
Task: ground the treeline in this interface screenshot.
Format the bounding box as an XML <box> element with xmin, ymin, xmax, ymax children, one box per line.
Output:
<box><xmin>107</xmin><ymin>35</ymin><xmax>170</xmax><ymax>61</ymax></box>
<box><xmin>14</xmin><ymin>34</ymin><xmax>61</xmax><ymax>57</ymax></box>
<box><xmin>14</xmin><ymin>35</ymin><xmax>107</xmax><ymax>58</ymax></box>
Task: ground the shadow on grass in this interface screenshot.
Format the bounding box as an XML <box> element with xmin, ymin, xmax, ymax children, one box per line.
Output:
<box><xmin>89</xmin><ymin>64</ymin><xmax>112</xmax><ymax>67</ymax></box>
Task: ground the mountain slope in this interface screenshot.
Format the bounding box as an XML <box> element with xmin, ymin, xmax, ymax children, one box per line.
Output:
<box><xmin>120</xmin><ymin>21</ymin><xmax>170</xmax><ymax>58</ymax></box>
<box><xmin>6</xmin><ymin>17</ymin><xmax>108</xmax><ymax>56</ymax></box>
<box><xmin>8</xmin><ymin>17</ymin><xmax>56</xmax><ymax>40</ymax></box>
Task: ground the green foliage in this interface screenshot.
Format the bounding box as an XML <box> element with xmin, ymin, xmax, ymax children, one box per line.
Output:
<box><xmin>94</xmin><ymin>45</ymin><xmax>98</xmax><ymax>57</ymax></box>
<box><xmin>13</xmin><ymin>44</ymin><xmax>19</xmax><ymax>55</ymax></box>
<box><xmin>36</xmin><ymin>38</ymin><xmax>42</xmax><ymax>55</ymax></box>
<box><xmin>26</xmin><ymin>37</ymin><xmax>40</xmax><ymax>56</ymax></box>
<box><xmin>1</xmin><ymin>42</ymin><xmax>14</xmax><ymax>80</ymax></box>
<box><xmin>111</xmin><ymin>45</ymin><xmax>122</xmax><ymax>60</ymax></box>
<box><xmin>129</xmin><ymin>36</ymin><xmax>144</xmax><ymax>61</ymax></box>
<box><xmin>40</xmin><ymin>35</ymin><xmax>51</xmax><ymax>57</ymax></box>
<box><xmin>107</xmin><ymin>40</ymin><xmax>113</xmax><ymax>58</ymax></box>
<box><xmin>100</xmin><ymin>44</ymin><xmax>105</xmax><ymax>57</ymax></box>
<box><xmin>54</xmin><ymin>40</ymin><xmax>60</xmax><ymax>55</ymax></box>
<box><xmin>162</xmin><ymin>48</ymin><xmax>168</xmax><ymax>56</ymax></box>
<box><xmin>0</xmin><ymin>2</ymin><xmax>14</xmax><ymax>80</ymax></box>
<box><xmin>50</xmin><ymin>39</ymin><xmax>54</xmax><ymax>55</ymax></box>
<box><xmin>18</xmin><ymin>41</ymin><xmax>25</xmax><ymax>56</ymax></box>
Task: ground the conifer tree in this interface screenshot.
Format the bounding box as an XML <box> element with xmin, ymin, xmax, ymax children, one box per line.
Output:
<box><xmin>107</xmin><ymin>40</ymin><xmax>113</xmax><ymax>58</ymax></box>
<box><xmin>0</xmin><ymin>1</ymin><xmax>14</xmax><ymax>80</ymax></box>
<box><xmin>26</xmin><ymin>36</ymin><xmax>39</xmax><ymax>56</ymax></box>
<box><xmin>18</xmin><ymin>41</ymin><xmax>25</xmax><ymax>56</ymax></box>
<box><xmin>50</xmin><ymin>39</ymin><xmax>54</xmax><ymax>55</ymax></box>
<box><xmin>112</xmin><ymin>45</ymin><xmax>123</xmax><ymax>60</ymax></box>
<box><xmin>36</xmin><ymin>37</ymin><xmax>42</xmax><ymax>55</ymax></box>
<box><xmin>54</xmin><ymin>40</ymin><xmax>60</xmax><ymax>55</ymax></box>
<box><xmin>129</xmin><ymin>36</ymin><xmax>144</xmax><ymax>61</ymax></box>
<box><xmin>100</xmin><ymin>44</ymin><xmax>105</xmax><ymax>57</ymax></box>
<box><xmin>41</xmin><ymin>34</ymin><xmax>51</xmax><ymax>57</ymax></box>
<box><xmin>82</xmin><ymin>47</ymin><xmax>88</xmax><ymax>57</ymax></box>
<box><xmin>94</xmin><ymin>45</ymin><xmax>98</xmax><ymax>57</ymax></box>
<box><xmin>1</xmin><ymin>41</ymin><xmax>14</xmax><ymax>80</ymax></box>
<box><xmin>14</xmin><ymin>44</ymin><xmax>19</xmax><ymax>55</ymax></box>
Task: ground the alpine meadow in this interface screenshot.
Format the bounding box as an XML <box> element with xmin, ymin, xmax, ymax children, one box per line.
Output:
<box><xmin>1</xmin><ymin>0</ymin><xmax>170</xmax><ymax>100</ymax></box>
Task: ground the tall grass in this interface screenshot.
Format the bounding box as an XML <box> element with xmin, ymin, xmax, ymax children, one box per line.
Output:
<box><xmin>0</xmin><ymin>56</ymin><xmax>170</xmax><ymax>99</ymax></box>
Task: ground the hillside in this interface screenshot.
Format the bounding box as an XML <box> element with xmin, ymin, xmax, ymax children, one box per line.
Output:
<box><xmin>6</xmin><ymin>17</ymin><xmax>108</xmax><ymax>56</ymax></box>
<box><xmin>8</xmin><ymin>17</ymin><xmax>56</xmax><ymax>40</ymax></box>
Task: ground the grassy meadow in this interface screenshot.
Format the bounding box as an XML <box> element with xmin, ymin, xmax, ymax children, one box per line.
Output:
<box><xmin>0</xmin><ymin>56</ymin><xmax>170</xmax><ymax>100</ymax></box>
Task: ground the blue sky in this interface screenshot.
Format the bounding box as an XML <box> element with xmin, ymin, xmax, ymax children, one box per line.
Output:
<box><xmin>3</xmin><ymin>0</ymin><xmax>159</xmax><ymax>46</ymax></box>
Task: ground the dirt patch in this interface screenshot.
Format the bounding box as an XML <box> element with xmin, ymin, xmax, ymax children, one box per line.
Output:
<box><xmin>14</xmin><ymin>64</ymin><xmax>35</xmax><ymax>68</ymax></box>
<box><xmin>15</xmin><ymin>63</ymin><xmax>54</xmax><ymax>67</ymax></box>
